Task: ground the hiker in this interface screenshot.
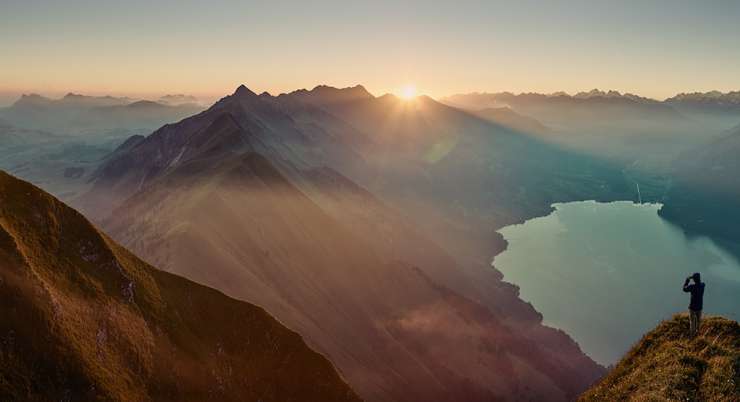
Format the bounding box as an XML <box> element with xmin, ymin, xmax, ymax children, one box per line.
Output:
<box><xmin>682</xmin><ymin>273</ymin><xmax>705</xmax><ymax>337</ymax></box>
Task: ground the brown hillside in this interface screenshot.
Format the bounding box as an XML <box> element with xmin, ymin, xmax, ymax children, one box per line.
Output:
<box><xmin>0</xmin><ymin>170</ymin><xmax>360</xmax><ymax>402</ymax></box>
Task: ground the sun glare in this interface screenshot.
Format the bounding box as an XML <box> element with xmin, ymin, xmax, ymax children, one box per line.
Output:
<box><xmin>399</xmin><ymin>84</ymin><xmax>417</xmax><ymax>100</ymax></box>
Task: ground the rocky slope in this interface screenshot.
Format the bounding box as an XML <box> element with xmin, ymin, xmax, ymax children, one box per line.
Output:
<box><xmin>580</xmin><ymin>315</ymin><xmax>740</xmax><ymax>401</ymax></box>
<box><xmin>0</xmin><ymin>170</ymin><xmax>360</xmax><ymax>402</ymax></box>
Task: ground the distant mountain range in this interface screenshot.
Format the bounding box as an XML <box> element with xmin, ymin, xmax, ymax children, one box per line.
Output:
<box><xmin>0</xmin><ymin>93</ymin><xmax>205</xmax><ymax>134</ymax></box>
<box><xmin>75</xmin><ymin>84</ymin><xmax>627</xmax><ymax>401</ymax></box>
<box><xmin>444</xmin><ymin>89</ymin><xmax>740</xmax><ymax>125</ymax></box>
<box><xmin>445</xmin><ymin>89</ymin><xmax>740</xmax><ymax>107</ymax></box>
<box><xmin>0</xmin><ymin>171</ymin><xmax>360</xmax><ymax>402</ymax></box>
<box><xmin>666</xmin><ymin>90</ymin><xmax>740</xmax><ymax>112</ymax></box>
<box><xmin>443</xmin><ymin>90</ymin><xmax>740</xmax><ymax>168</ymax></box>
<box><xmin>158</xmin><ymin>94</ymin><xmax>202</xmax><ymax>106</ymax></box>
<box><xmin>442</xmin><ymin>90</ymin><xmax>682</xmax><ymax>129</ymax></box>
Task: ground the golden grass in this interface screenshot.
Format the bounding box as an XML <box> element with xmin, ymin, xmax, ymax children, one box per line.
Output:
<box><xmin>580</xmin><ymin>314</ymin><xmax>740</xmax><ymax>401</ymax></box>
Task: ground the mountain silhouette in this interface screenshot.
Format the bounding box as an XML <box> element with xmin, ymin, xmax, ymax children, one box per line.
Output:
<box><xmin>0</xmin><ymin>170</ymin><xmax>360</xmax><ymax>402</ymax></box>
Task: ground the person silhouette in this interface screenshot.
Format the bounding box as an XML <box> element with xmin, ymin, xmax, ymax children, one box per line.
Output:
<box><xmin>682</xmin><ymin>273</ymin><xmax>705</xmax><ymax>337</ymax></box>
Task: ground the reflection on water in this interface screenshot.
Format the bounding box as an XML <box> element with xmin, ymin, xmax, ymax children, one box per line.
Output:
<box><xmin>493</xmin><ymin>200</ymin><xmax>740</xmax><ymax>364</ymax></box>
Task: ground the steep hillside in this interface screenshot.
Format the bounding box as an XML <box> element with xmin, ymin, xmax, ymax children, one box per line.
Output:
<box><xmin>581</xmin><ymin>315</ymin><xmax>740</xmax><ymax>401</ymax></box>
<box><xmin>0</xmin><ymin>170</ymin><xmax>360</xmax><ymax>402</ymax></box>
<box><xmin>78</xmin><ymin>85</ymin><xmax>610</xmax><ymax>401</ymax></box>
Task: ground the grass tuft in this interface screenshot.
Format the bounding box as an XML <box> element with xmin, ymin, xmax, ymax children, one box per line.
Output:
<box><xmin>580</xmin><ymin>314</ymin><xmax>740</xmax><ymax>401</ymax></box>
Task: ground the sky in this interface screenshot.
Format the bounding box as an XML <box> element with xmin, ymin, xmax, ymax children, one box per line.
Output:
<box><xmin>1</xmin><ymin>0</ymin><xmax>740</xmax><ymax>105</ymax></box>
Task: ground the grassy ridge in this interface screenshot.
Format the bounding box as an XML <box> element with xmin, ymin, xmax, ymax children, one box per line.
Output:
<box><xmin>581</xmin><ymin>315</ymin><xmax>740</xmax><ymax>401</ymax></box>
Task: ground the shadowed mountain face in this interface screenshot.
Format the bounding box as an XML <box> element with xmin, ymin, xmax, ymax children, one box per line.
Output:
<box><xmin>0</xmin><ymin>170</ymin><xmax>360</xmax><ymax>402</ymax></box>
<box><xmin>79</xmin><ymin>85</ymin><xmax>626</xmax><ymax>401</ymax></box>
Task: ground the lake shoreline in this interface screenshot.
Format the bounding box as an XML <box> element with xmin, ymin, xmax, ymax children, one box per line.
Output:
<box><xmin>491</xmin><ymin>200</ymin><xmax>740</xmax><ymax>365</ymax></box>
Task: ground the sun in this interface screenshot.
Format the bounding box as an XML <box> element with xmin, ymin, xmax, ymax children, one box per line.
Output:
<box><xmin>399</xmin><ymin>84</ymin><xmax>417</xmax><ymax>100</ymax></box>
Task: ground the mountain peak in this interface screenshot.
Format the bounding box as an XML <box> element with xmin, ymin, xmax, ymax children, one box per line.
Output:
<box><xmin>233</xmin><ymin>84</ymin><xmax>257</xmax><ymax>98</ymax></box>
<box><xmin>666</xmin><ymin>90</ymin><xmax>740</xmax><ymax>104</ymax></box>
<box><xmin>281</xmin><ymin>84</ymin><xmax>374</xmax><ymax>107</ymax></box>
<box><xmin>574</xmin><ymin>89</ymin><xmax>615</xmax><ymax>99</ymax></box>
<box><xmin>320</xmin><ymin>84</ymin><xmax>373</xmax><ymax>98</ymax></box>
<box><xmin>126</xmin><ymin>100</ymin><xmax>165</xmax><ymax>108</ymax></box>
<box><xmin>63</xmin><ymin>92</ymin><xmax>84</xmax><ymax>99</ymax></box>
<box><xmin>13</xmin><ymin>93</ymin><xmax>52</xmax><ymax>107</ymax></box>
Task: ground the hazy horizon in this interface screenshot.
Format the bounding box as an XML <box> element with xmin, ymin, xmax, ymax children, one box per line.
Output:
<box><xmin>3</xmin><ymin>0</ymin><xmax>740</xmax><ymax>106</ymax></box>
<box><xmin>2</xmin><ymin>82</ymin><xmax>739</xmax><ymax>109</ymax></box>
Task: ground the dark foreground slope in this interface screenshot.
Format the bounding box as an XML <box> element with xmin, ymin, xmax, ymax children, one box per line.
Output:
<box><xmin>0</xmin><ymin>171</ymin><xmax>360</xmax><ymax>402</ymax></box>
<box><xmin>581</xmin><ymin>315</ymin><xmax>740</xmax><ymax>401</ymax></box>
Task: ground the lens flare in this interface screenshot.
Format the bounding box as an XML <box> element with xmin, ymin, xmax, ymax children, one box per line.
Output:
<box><xmin>399</xmin><ymin>84</ymin><xmax>417</xmax><ymax>100</ymax></box>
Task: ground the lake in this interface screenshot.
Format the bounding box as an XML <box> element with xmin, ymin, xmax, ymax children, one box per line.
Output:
<box><xmin>493</xmin><ymin>200</ymin><xmax>740</xmax><ymax>365</ymax></box>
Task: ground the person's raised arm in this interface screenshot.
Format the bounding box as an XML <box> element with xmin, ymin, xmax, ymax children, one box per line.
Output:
<box><xmin>683</xmin><ymin>277</ymin><xmax>693</xmax><ymax>292</ymax></box>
